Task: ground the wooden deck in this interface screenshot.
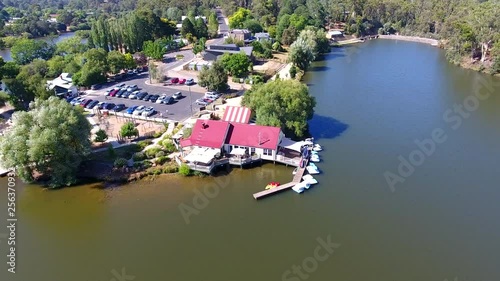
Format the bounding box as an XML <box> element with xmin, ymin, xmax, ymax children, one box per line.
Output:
<box><xmin>253</xmin><ymin>158</ymin><xmax>308</xmax><ymax>200</ymax></box>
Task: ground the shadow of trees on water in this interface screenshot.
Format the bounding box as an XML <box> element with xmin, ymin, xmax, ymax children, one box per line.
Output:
<box><xmin>308</xmin><ymin>114</ymin><xmax>349</xmax><ymax>141</ymax></box>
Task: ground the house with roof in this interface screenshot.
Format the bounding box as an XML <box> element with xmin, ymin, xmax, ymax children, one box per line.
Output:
<box><xmin>222</xmin><ymin>106</ymin><xmax>252</xmax><ymax>124</ymax></box>
<box><xmin>202</xmin><ymin>44</ymin><xmax>253</xmax><ymax>61</ymax></box>
<box><xmin>254</xmin><ymin>32</ymin><xmax>271</xmax><ymax>42</ymax></box>
<box><xmin>228</xmin><ymin>29</ymin><xmax>252</xmax><ymax>42</ymax></box>
<box><xmin>47</xmin><ymin>73</ymin><xmax>77</xmax><ymax>97</ymax></box>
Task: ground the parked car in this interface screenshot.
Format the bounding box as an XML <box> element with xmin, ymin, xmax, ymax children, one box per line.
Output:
<box><xmin>122</xmin><ymin>91</ymin><xmax>131</xmax><ymax>98</ymax></box>
<box><xmin>173</xmin><ymin>92</ymin><xmax>183</xmax><ymax>99</ymax></box>
<box><xmin>126</xmin><ymin>106</ymin><xmax>138</xmax><ymax>114</ymax></box>
<box><xmin>95</xmin><ymin>102</ymin><xmax>104</xmax><ymax>109</ymax></box>
<box><xmin>127</xmin><ymin>85</ymin><xmax>138</xmax><ymax>91</ymax></box>
<box><xmin>117</xmin><ymin>83</ymin><xmax>126</xmax><ymax>88</ymax></box>
<box><xmin>128</xmin><ymin>91</ymin><xmax>139</xmax><ymax>99</ymax></box>
<box><xmin>170</xmin><ymin>77</ymin><xmax>179</xmax><ymax>84</ymax></box>
<box><xmin>142</xmin><ymin>107</ymin><xmax>156</xmax><ymax>117</ymax></box>
<box><xmin>185</xmin><ymin>78</ymin><xmax>195</xmax><ymax>85</ymax></box>
<box><xmin>104</xmin><ymin>103</ymin><xmax>115</xmax><ymax>110</ymax></box>
<box><xmin>205</xmin><ymin>92</ymin><xmax>220</xmax><ymax>99</ymax></box>
<box><xmin>86</xmin><ymin>100</ymin><xmax>99</xmax><ymax>109</ymax></box>
<box><xmin>109</xmin><ymin>89</ymin><xmax>119</xmax><ymax>97</ymax></box>
<box><xmin>116</xmin><ymin>89</ymin><xmax>127</xmax><ymax>98</ymax></box>
<box><xmin>113</xmin><ymin>104</ymin><xmax>126</xmax><ymax>112</ymax></box>
<box><xmin>133</xmin><ymin>105</ymin><xmax>146</xmax><ymax>115</ymax></box>
<box><xmin>142</xmin><ymin>94</ymin><xmax>151</xmax><ymax>101</ymax></box>
<box><xmin>156</xmin><ymin>95</ymin><xmax>166</xmax><ymax>104</ymax></box>
<box><xmin>99</xmin><ymin>102</ymin><xmax>108</xmax><ymax>109</ymax></box>
<box><xmin>80</xmin><ymin>99</ymin><xmax>93</xmax><ymax>107</ymax></box>
<box><xmin>164</xmin><ymin>96</ymin><xmax>174</xmax><ymax>104</ymax></box>
<box><xmin>105</xmin><ymin>89</ymin><xmax>113</xmax><ymax>96</ymax></box>
<box><xmin>136</xmin><ymin>92</ymin><xmax>148</xmax><ymax>100</ymax></box>
<box><xmin>70</xmin><ymin>97</ymin><xmax>84</xmax><ymax>105</ymax></box>
<box><xmin>196</xmin><ymin>99</ymin><xmax>209</xmax><ymax>106</ymax></box>
<box><xmin>178</xmin><ymin>78</ymin><xmax>186</xmax><ymax>84</ymax></box>
<box><xmin>149</xmin><ymin>94</ymin><xmax>159</xmax><ymax>102</ymax></box>
<box><xmin>91</xmin><ymin>84</ymin><xmax>101</xmax><ymax>90</ymax></box>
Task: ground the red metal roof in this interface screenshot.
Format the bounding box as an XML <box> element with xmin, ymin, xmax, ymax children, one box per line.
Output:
<box><xmin>226</xmin><ymin>123</ymin><xmax>281</xmax><ymax>150</ymax></box>
<box><xmin>180</xmin><ymin>120</ymin><xmax>229</xmax><ymax>149</ymax></box>
<box><xmin>222</xmin><ymin>106</ymin><xmax>251</xmax><ymax>123</ymax></box>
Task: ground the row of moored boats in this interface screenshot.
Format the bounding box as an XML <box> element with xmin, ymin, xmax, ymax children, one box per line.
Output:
<box><xmin>292</xmin><ymin>140</ymin><xmax>322</xmax><ymax>194</ymax></box>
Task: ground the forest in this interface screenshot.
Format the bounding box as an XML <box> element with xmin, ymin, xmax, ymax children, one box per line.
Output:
<box><xmin>0</xmin><ymin>0</ymin><xmax>498</xmax><ymax>73</ymax></box>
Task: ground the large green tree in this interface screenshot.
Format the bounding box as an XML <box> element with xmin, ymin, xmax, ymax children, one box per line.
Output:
<box><xmin>229</xmin><ymin>8</ymin><xmax>252</xmax><ymax>29</ymax></box>
<box><xmin>289</xmin><ymin>37</ymin><xmax>315</xmax><ymax>71</ymax></box>
<box><xmin>219</xmin><ymin>52</ymin><xmax>252</xmax><ymax>77</ymax></box>
<box><xmin>0</xmin><ymin>97</ymin><xmax>92</xmax><ymax>188</ymax></box>
<box><xmin>143</xmin><ymin>40</ymin><xmax>165</xmax><ymax>60</ymax></box>
<box><xmin>11</xmin><ymin>38</ymin><xmax>55</xmax><ymax>65</ymax></box>
<box><xmin>197</xmin><ymin>61</ymin><xmax>229</xmax><ymax>92</ymax></box>
<box><xmin>242</xmin><ymin>79</ymin><xmax>316</xmax><ymax>137</ymax></box>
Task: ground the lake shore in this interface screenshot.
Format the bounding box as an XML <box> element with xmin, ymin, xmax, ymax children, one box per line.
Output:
<box><xmin>378</xmin><ymin>34</ymin><xmax>440</xmax><ymax>46</ymax></box>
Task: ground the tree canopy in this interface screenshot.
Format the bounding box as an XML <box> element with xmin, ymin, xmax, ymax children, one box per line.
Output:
<box><xmin>197</xmin><ymin>61</ymin><xmax>229</xmax><ymax>92</ymax></box>
<box><xmin>0</xmin><ymin>97</ymin><xmax>92</xmax><ymax>188</ymax></box>
<box><xmin>11</xmin><ymin>38</ymin><xmax>55</xmax><ymax>65</ymax></box>
<box><xmin>219</xmin><ymin>52</ymin><xmax>252</xmax><ymax>77</ymax></box>
<box><xmin>242</xmin><ymin>79</ymin><xmax>316</xmax><ymax>137</ymax></box>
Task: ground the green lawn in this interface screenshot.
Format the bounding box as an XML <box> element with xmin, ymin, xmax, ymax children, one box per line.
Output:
<box><xmin>89</xmin><ymin>143</ymin><xmax>140</xmax><ymax>162</ymax></box>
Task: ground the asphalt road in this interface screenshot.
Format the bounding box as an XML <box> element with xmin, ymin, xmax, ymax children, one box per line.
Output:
<box><xmin>83</xmin><ymin>73</ymin><xmax>209</xmax><ymax>121</ymax></box>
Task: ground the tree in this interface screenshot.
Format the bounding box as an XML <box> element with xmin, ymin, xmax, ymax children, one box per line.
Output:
<box><xmin>281</xmin><ymin>25</ymin><xmax>297</xmax><ymax>45</ymax></box>
<box><xmin>0</xmin><ymin>97</ymin><xmax>92</xmax><ymax>188</ymax></box>
<box><xmin>219</xmin><ymin>52</ymin><xmax>252</xmax><ymax>77</ymax></box>
<box><xmin>120</xmin><ymin>122</ymin><xmax>139</xmax><ymax>138</ymax></box>
<box><xmin>94</xmin><ymin>129</ymin><xmax>108</xmax><ymax>143</ymax></box>
<box><xmin>229</xmin><ymin>8</ymin><xmax>252</xmax><ymax>29</ymax></box>
<box><xmin>143</xmin><ymin>40</ymin><xmax>164</xmax><ymax>60</ymax></box>
<box><xmin>0</xmin><ymin>61</ymin><xmax>20</xmax><ymax>79</ymax></box>
<box><xmin>166</xmin><ymin>7</ymin><xmax>183</xmax><ymax>22</ymax></box>
<box><xmin>192</xmin><ymin>37</ymin><xmax>206</xmax><ymax>55</ymax></box>
<box><xmin>133</xmin><ymin>52</ymin><xmax>147</xmax><ymax>66</ymax></box>
<box><xmin>47</xmin><ymin>55</ymin><xmax>65</xmax><ymax>78</ymax></box>
<box><xmin>208</xmin><ymin>12</ymin><xmax>219</xmax><ymax>38</ymax></box>
<box><xmin>11</xmin><ymin>38</ymin><xmax>55</xmax><ymax>65</ymax></box>
<box><xmin>56</xmin><ymin>36</ymin><xmax>88</xmax><ymax>55</ymax></box>
<box><xmin>107</xmin><ymin>51</ymin><xmax>126</xmax><ymax>74</ymax></box>
<box><xmin>2</xmin><ymin>78</ymin><xmax>34</xmax><ymax>110</ymax></box>
<box><xmin>124</xmin><ymin>53</ymin><xmax>137</xmax><ymax>69</ymax></box>
<box><xmin>198</xmin><ymin>61</ymin><xmax>229</xmax><ymax>92</ymax></box>
<box><xmin>194</xmin><ymin>17</ymin><xmax>208</xmax><ymax>39</ymax></box>
<box><xmin>289</xmin><ymin>37</ymin><xmax>316</xmax><ymax>71</ymax></box>
<box><xmin>73</xmin><ymin>65</ymin><xmax>106</xmax><ymax>87</ymax></box>
<box><xmin>244</xmin><ymin>19</ymin><xmax>263</xmax><ymax>34</ymax></box>
<box><xmin>181</xmin><ymin>18</ymin><xmax>195</xmax><ymax>37</ymax></box>
<box><xmin>242</xmin><ymin>79</ymin><xmax>315</xmax><ymax>137</ymax></box>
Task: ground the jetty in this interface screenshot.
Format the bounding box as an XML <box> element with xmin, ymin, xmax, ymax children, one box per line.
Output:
<box><xmin>253</xmin><ymin>158</ymin><xmax>309</xmax><ymax>200</ymax></box>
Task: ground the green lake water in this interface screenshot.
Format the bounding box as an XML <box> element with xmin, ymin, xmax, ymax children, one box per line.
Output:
<box><xmin>1</xmin><ymin>39</ymin><xmax>500</xmax><ymax>281</ymax></box>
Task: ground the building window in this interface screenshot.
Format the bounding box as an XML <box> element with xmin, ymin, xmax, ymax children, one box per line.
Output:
<box><xmin>250</xmin><ymin>148</ymin><xmax>255</xmax><ymax>154</ymax></box>
<box><xmin>263</xmin><ymin>149</ymin><xmax>272</xmax><ymax>156</ymax></box>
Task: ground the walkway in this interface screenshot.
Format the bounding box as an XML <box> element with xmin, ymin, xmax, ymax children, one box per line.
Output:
<box><xmin>252</xmin><ymin>158</ymin><xmax>308</xmax><ymax>199</ymax></box>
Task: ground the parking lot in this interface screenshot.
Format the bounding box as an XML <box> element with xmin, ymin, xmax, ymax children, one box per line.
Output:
<box><xmin>83</xmin><ymin>73</ymin><xmax>208</xmax><ymax>121</ymax></box>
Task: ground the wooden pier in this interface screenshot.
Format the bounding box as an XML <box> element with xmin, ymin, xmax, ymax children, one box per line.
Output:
<box><xmin>253</xmin><ymin>158</ymin><xmax>309</xmax><ymax>200</ymax></box>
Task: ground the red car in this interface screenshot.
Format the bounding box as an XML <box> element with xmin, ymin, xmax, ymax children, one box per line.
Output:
<box><xmin>80</xmin><ymin>99</ymin><xmax>93</xmax><ymax>107</ymax></box>
<box><xmin>179</xmin><ymin>78</ymin><xmax>186</xmax><ymax>84</ymax></box>
<box><xmin>109</xmin><ymin>89</ymin><xmax>119</xmax><ymax>97</ymax></box>
<box><xmin>170</xmin><ymin>77</ymin><xmax>179</xmax><ymax>84</ymax></box>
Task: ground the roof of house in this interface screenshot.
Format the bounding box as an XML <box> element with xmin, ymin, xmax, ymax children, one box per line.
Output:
<box><xmin>231</xmin><ymin>29</ymin><xmax>250</xmax><ymax>34</ymax></box>
<box><xmin>222</xmin><ymin>106</ymin><xmax>251</xmax><ymax>123</ymax></box>
<box><xmin>254</xmin><ymin>32</ymin><xmax>270</xmax><ymax>38</ymax></box>
<box><xmin>205</xmin><ymin>44</ymin><xmax>253</xmax><ymax>57</ymax></box>
<box><xmin>47</xmin><ymin>73</ymin><xmax>74</xmax><ymax>90</ymax></box>
<box><xmin>226</xmin><ymin>123</ymin><xmax>281</xmax><ymax>150</ymax></box>
<box><xmin>180</xmin><ymin>119</ymin><xmax>230</xmax><ymax>149</ymax></box>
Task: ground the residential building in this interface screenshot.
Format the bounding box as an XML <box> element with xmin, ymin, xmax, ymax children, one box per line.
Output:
<box><xmin>47</xmin><ymin>73</ymin><xmax>77</xmax><ymax>97</ymax></box>
<box><xmin>222</xmin><ymin>106</ymin><xmax>252</xmax><ymax>124</ymax></box>
<box><xmin>254</xmin><ymin>32</ymin><xmax>271</xmax><ymax>42</ymax></box>
<box><xmin>202</xmin><ymin>44</ymin><xmax>253</xmax><ymax>61</ymax></box>
<box><xmin>228</xmin><ymin>29</ymin><xmax>252</xmax><ymax>42</ymax></box>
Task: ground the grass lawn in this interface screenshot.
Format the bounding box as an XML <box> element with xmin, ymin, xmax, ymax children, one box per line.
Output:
<box><xmin>89</xmin><ymin>143</ymin><xmax>140</xmax><ymax>162</ymax></box>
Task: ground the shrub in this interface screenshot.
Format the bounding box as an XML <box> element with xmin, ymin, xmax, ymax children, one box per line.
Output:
<box><xmin>178</xmin><ymin>164</ymin><xmax>192</xmax><ymax>176</ymax></box>
<box><xmin>162</xmin><ymin>140</ymin><xmax>177</xmax><ymax>153</ymax></box>
<box><xmin>232</xmin><ymin>77</ymin><xmax>242</xmax><ymax>83</ymax></box>
<box><xmin>142</xmin><ymin>161</ymin><xmax>152</xmax><ymax>169</ymax></box>
<box><xmin>132</xmin><ymin>152</ymin><xmax>146</xmax><ymax>161</ymax></box>
<box><xmin>137</xmin><ymin>139</ymin><xmax>153</xmax><ymax>150</ymax></box>
<box><xmin>155</xmin><ymin>156</ymin><xmax>169</xmax><ymax>165</ymax></box>
<box><xmin>114</xmin><ymin>158</ymin><xmax>128</xmax><ymax>168</ymax></box>
<box><xmin>183</xmin><ymin>127</ymin><xmax>193</xmax><ymax>138</ymax></box>
<box><xmin>145</xmin><ymin>147</ymin><xmax>161</xmax><ymax>159</ymax></box>
<box><xmin>289</xmin><ymin>66</ymin><xmax>297</xmax><ymax>79</ymax></box>
<box><xmin>156</xmin><ymin>151</ymin><xmax>165</xmax><ymax>158</ymax></box>
<box><xmin>163</xmin><ymin>164</ymin><xmax>178</xmax><ymax>173</ymax></box>
<box><xmin>153</xmin><ymin>130</ymin><xmax>165</xmax><ymax>138</ymax></box>
<box><xmin>94</xmin><ymin>129</ymin><xmax>108</xmax><ymax>143</ymax></box>
<box><xmin>193</xmin><ymin>171</ymin><xmax>207</xmax><ymax>177</ymax></box>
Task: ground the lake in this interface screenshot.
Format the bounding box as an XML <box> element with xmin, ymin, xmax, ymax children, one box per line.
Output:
<box><xmin>1</xmin><ymin>39</ymin><xmax>499</xmax><ymax>281</ymax></box>
<box><xmin>0</xmin><ymin>32</ymin><xmax>77</xmax><ymax>61</ymax></box>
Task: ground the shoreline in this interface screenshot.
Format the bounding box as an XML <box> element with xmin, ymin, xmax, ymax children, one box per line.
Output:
<box><xmin>378</xmin><ymin>34</ymin><xmax>439</xmax><ymax>46</ymax></box>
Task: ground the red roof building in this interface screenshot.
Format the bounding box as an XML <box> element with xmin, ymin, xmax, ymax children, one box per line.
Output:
<box><xmin>222</xmin><ymin>106</ymin><xmax>252</xmax><ymax>123</ymax></box>
<box><xmin>225</xmin><ymin>123</ymin><xmax>282</xmax><ymax>150</ymax></box>
<box><xmin>180</xmin><ymin>119</ymin><xmax>230</xmax><ymax>149</ymax></box>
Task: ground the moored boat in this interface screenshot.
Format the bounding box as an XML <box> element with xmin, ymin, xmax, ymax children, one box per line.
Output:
<box><xmin>310</xmin><ymin>154</ymin><xmax>320</xmax><ymax>162</ymax></box>
<box><xmin>292</xmin><ymin>182</ymin><xmax>310</xmax><ymax>193</ymax></box>
<box><xmin>302</xmin><ymin>174</ymin><xmax>318</xmax><ymax>184</ymax></box>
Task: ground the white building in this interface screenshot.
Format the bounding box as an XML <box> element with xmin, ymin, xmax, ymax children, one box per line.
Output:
<box><xmin>47</xmin><ymin>73</ymin><xmax>77</xmax><ymax>97</ymax></box>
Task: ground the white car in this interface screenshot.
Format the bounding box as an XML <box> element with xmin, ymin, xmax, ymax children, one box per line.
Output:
<box><xmin>95</xmin><ymin>102</ymin><xmax>104</xmax><ymax>109</ymax></box>
<box><xmin>133</xmin><ymin>105</ymin><xmax>146</xmax><ymax>115</ymax></box>
<box><xmin>204</xmin><ymin>92</ymin><xmax>219</xmax><ymax>100</ymax></box>
<box><xmin>173</xmin><ymin>92</ymin><xmax>182</xmax><ymax>99</ymax></box>
<box><xmin>128</xmin><ymin>90</ymin><xmax>140</xmax><ymax>99</ymax></box>
<box><xmin>127</xmin><ymin>85</ymin><xmax>138</xmax><ymax>91</ymax></box>
<box><xmin>156</xmin><ymin>95</ymin><xmax>166</xmax><ymax>104</ymax></box>
<box><xmin>141</xmin><ymin>107</ymin><xmax>155</xmax><ymax>117</ymax></box>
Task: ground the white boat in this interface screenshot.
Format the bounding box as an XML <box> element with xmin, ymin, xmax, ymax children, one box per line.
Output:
<box><xmin>311</xmin><ymin>150</ymin><xmax>319</xmax><ymax>155</ymax></box>
<box><xmin>310</xmin><ymin>154</ymin><xmax>320</xmax><ymax>162</ymax></box>
<box><xmin>292</xmin><ymin>182</ymin><xmax>310</xmax><ymax>193</ymax></box>
<box><xmin>302</xmin><ymin>174</ymin><xmax>318</xmax><ymax>185</ymax></box>
<box><xmin>292</xmin><ymin>167</ymin><xmax>299</xmax><ymax>175</ymax></box>
<box><xmin>312</xmin><ymin>144</ymin><xmax>323</xmax><ymax>151</ymax></box>
<box><xmin>306</xmin><ymin>165</ymin><xmax>320</xmax><ymax>175</ymax></box>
